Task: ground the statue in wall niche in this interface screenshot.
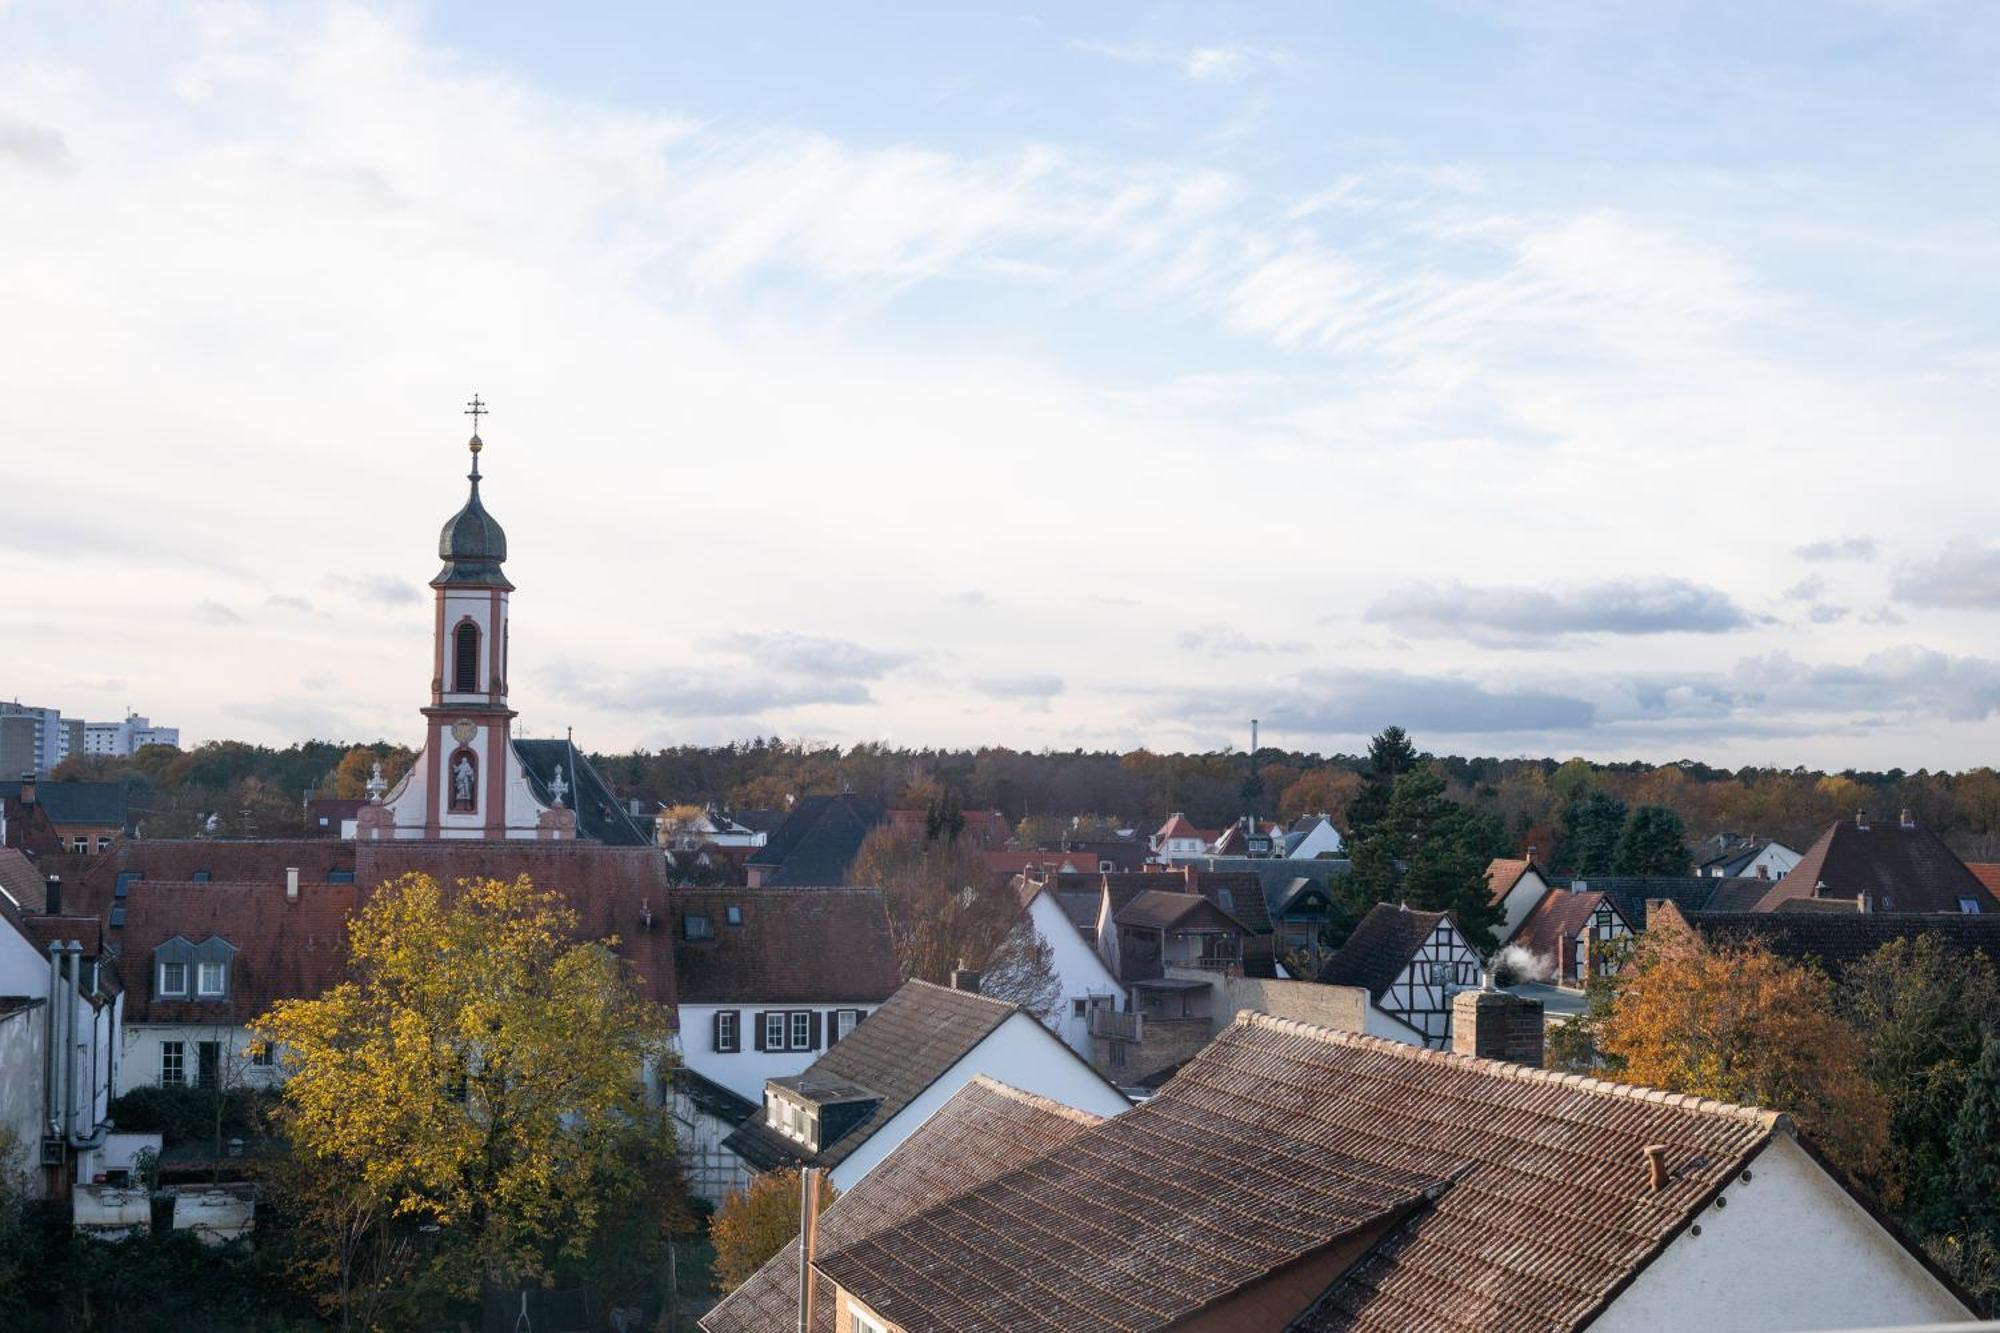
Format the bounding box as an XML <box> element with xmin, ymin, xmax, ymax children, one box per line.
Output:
<box><xmin>449</xmin><ymin>749</ymin><xmax>478</xmax><ymax>812</ymax></box>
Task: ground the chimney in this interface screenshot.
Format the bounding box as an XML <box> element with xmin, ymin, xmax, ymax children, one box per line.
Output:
<box><xmin>1526</xmin><ymin>844</ymin><xmax>1537</xmax><ymax>865</ymax></box>
<box><xmin>1899</xmin><ymin>808</ymin><xmax>1915</xmax><ymax>830</ymax></box>
<box><xmin>285</xmin><ymin>867</ymin><xmax>299</xmax><ymax>902</ymax></box>
<box><xmin>18</xmin><ymin>772</ymin><xmax>35</xmax><ymax>805</ymax></box>
<box><xmin>1643</xmin><ymin>1144</ymin><xmax>1669</xmax><ymax>1192</ymax></box>
<box><xmin>1855</xmin><ymin>808</ymin><xmax>1869</xmax><ymax>831</ymax></box>
<box><xmin>949</xmin><ymin>965</ymin><xmax>983</xmax><ymax>994</ymax></box>
<box><xmin>44</xmin><ymin>874</ymin><xmax>61</xmax><ymax>916</ymax></box>
<box><xmin>797</xmin><ymin>1166</ymin><xmax>824</xmax><ymax>1333</ymax></box>
<box><xmin>1451</xmin><ymin>988</ymin><xmax>1544</xmax><ymax>1067</ymax></box>
<box><xmin>1756</xmin><ymin>864</ymin><xmax>1769</xmax><ymax>880</ymax></box>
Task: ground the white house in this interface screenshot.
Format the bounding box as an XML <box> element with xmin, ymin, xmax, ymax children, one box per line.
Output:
<box><xmin>1695</xmin><ymin>834</ymin><xmax>1802</xmax><ymax>881</ymax></box>
<box><xmin>0</xmin><ymin>898</ymin><xmax>121</xmax><ymax>1199</ymax></box>
<box><xmin>1008</xmin><ymin>880</ymin><xmax>1123</xmax><ymax>1057</ymax></box>
<box><xmin>1284</xmin><ymin>813</ymin><xmax>1345</xmax><ymax>860</ymax></box>
<box><xmin>1486</xmin><ymin>856</ymin><xmax>1553</xmax><ymax>947</ymax></box>
<box><xmin>723</xmin><ymin>978</ymin><xmax>1130</xmax><ymax>1192</ymax></box>
<box><xmin>667</xmin><ymin>888</ymin><xmax>903</xmax><ymax>1202</ymax></box>
<box><xmin>1316</xmin><ymin>903</ymin><xmax>1484</xmax><ymax>1047</ymax></box>
<box><xmin>1148</xmin><ymin>813</ymin><xmax>1212</xmax><ymax>865</ymax></box>
<box><xmin>1506</xmin><ymin>887</ymin><xmax>1635</xmax><ymax>987</ymax></box>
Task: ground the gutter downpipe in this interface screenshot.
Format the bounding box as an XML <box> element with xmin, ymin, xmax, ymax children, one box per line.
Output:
<box><xmin>45</xmin><ymin>942</ymin><xmax>61</xmax><ymax>1138</ymax></box>
<box><xmin>63</xmin><ymin>943</ymin><xmax>107</xmax><ymax>1153</ymax></box>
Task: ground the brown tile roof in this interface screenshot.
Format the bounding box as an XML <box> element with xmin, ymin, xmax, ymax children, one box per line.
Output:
<box><xmin>724</xmin><ymin>979</ymin><xmax>1025</xmax><ymax>1171</ymax></box>
<box><xmin>669</xmin><ymin>888</ymin><xmax>900</xmax><ymax>1004</ymax></box>
<box><xmin>1773</xmin><ymin>895</ymin><xmax>1864</xmax><ymax>914</ymax></box>
<box><xmin>1510</xmin><ymin>889</ymin><xmax>1624</xmax><ymax>965</ymax></box>
<box><xmin>1189</xmin><ymin>869</ymin><xmax>1272</xmax><ymax>935</ymax></box>
<box><xmin>702</xmin><ymin>1077</ymin><xmax>1105</xmax><ymax>1333</ymax></box>
<box><xmin>1703</xmin><ymin>874</ymin><xmax>1809</xmax><ymax>912</ymax></box>
<box><xmin>1784</xmin><ymin>817</ymin><xmax>1999</xmax><ymax>914</ymax></box>
<box><xmin>17</xmin><ymin>913</ymin><xmax>108</xmax><ymax>958</ymax></box>
<box><xmin>1112</xmin><ymin>888</ymin><xmax>1243</xmax><ymax>932</ymax></box>
<box><xmin>820</xmin><ymin>1014</ymin><xmax>1806</xmax><ymax>1333</ymax></box>
<box><xmin>1657</xmin><ymin>905</ymin><xmax>2000</xmax><ymax>977</ymax></box>
<box><xmin>0</xmin><ymin>848</ymin><xmax>46</xmax><ymax>910</ymax></box>
<box><xmin>1485</xmin><ymin>857</ymin><xmax>1533</xmax><ymax>906</ymax></box>
<box><xmin>816</xmin><ymin>1035</ymin><xmax>1446</xmax><ymax>1332</ymax></box>
<box><xmin>1962</xmin><ymin>861</ymin><xmax>2000</xmax><ymax>898</ymax></box>
<box><xmin>1316</xmin><ymin>903</ymin><xmax>1451</xmax><ymax>999</ymax></box>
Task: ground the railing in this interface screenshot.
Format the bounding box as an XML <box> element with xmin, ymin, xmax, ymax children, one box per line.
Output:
<box><xmin>1089</xmin><ymin>1008</ymin><xmax>1143</xmax><ymax>1042</ymax></box>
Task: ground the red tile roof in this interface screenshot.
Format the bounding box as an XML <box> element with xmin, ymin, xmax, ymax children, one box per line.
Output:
<box><xmin>1510</xmin><ymin>888</ymin><xmax>1623</xmax><ymax>966</ymax></box>
<box><xmin>1484</xmin><ymin>857</ymin><xmax>1534</xmax><ymax>906</ymax></box>
<box><xmin>106</xmin><ymin>880</ymin><xmax>362</xmax><ymax>1023</ymax></box>
<box><xmin>1964</xmin><ymin>862</ymin><xmax>2000</xmax><ymax>898</ymax></box>
<box><xmin>669</xmin><ymin>888</ymin><xmax>900</xmax><ymax>1004</ymax></box>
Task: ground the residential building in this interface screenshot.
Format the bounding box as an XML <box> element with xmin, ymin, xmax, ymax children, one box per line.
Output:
<box><xmin>744</xmin><ymin>794</ymin><xmax>887</xmax><ymax>887</ymax></box>
<box><xmin>1315</xmin><ymin>903</ymin><xmax>1483</xmax><ymax>1047</ymax></box>
<box><xmin>0</xmin><ymin>702</ymin><xmax>75</xmax><ymax>777</ymax></box>
<box><xmin>1484</xmin><ymin>855</ymin><xmax>1552</xmax><ymax>944</ymax></box>
<box><xmin>1283</xmin><ymin>813</ymin><xmax>1345</xmax><ymax>859</ymax></box>
<box><xmin>702</xmin><ymin>1076</ymin><xmax>1106</xmax><ymax>1333</ymax></box>
<box><xmin>1</xmin><ymin>777</ymin><xmax>128</xmax><ymax>855</ymax></box>
<box><xmin>1192</xmin><ymin>855</ymin><xmax>1346</xmax><ymax>968</ymax></box>
<box><xmin>1780</xmin><ymin>811</ymin><xmax>1999</xmax><ymax>914</ymax></box>
<box><xmin>657</xmin><ymin>806</ymin><xmax>768</xmax><ymax>852</ymax></box>
<box><xmin>1147</xmin><ymin>812</ymin><xmax>1213</xmax><ymax>865</ymax></box>
<box><xmin>1651</xmin><ymin>902</ymin><xmax>2000</xmax><ymax>978</ymax></box>
<box><xmin>303</xmin><ymin>796</ymin><xmax>365</xmax><ymax>839</ymax></box>
<box><xmin>80</xmin><ymin>713</ymin><xmax>179</xmax><ymax>758</ymax></box>
<box><xmin>1693</xmin><ymin>832</ymin><xmax>1802</xmax><ymax>881</ymax></box>
<box><xmin>668</xmin><ymin>887</ymin><xmax>902</xmax><ymax>1202</ymax></box>
<box><xmin>787</xmin><ymin>1012</ymin><xmax>1974</xmax><ymax>1332</ymax></box>
<box><xmin>883</xmin><ymin>807</ymin><xmax>1009</xmax><ymax>848</ymax></box>
<box><xmin>722</xmin><ymin>977</ymin><xmax>1128</xmax><ymax>1191</ymax></box>
<box><xmin>1504</xmin><ymin>885</ymin><xmax>1634</xmax><ymax>987</ymax></box>
<box><xmin>1007</xmin><ymin>878</ymin><xmax>1122</xmax><ymax>1058</ymax></box>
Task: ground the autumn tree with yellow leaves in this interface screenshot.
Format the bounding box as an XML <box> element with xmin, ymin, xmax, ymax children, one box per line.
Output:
<box><xmin>258</xmin><ymin>873</ymin><xmax>679</xmax><ymax>1327</ymax></box>
<box><xmin>1594</xmin><ymin>925</ymin><xmax>1892</xmax><ymax>1181</ymax></box>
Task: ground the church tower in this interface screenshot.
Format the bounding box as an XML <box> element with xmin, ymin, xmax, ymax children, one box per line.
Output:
<box><xmin>419</xmin><ymin>420</ymin><xmax>516</xmax><ymax>837</ymax></box>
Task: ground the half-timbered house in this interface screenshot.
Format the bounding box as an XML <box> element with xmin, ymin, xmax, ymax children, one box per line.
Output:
<box><xmin>1315</xmin><ymin>903</ymin><xmax>1482</xmax><ymax>1047</ymax></box>
<box><xmin>1509</xmin><ymin>887</ymin><xmax>1634</xmax><ymax>987</ymax></box>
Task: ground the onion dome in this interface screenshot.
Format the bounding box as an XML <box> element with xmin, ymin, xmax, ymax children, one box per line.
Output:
<box><xmin>434</xmin><ymin>433</ymin><xmax>513</xmax><ymax>588</ymax></box>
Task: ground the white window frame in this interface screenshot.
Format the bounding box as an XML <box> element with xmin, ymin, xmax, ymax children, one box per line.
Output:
<box><xmin>763</xmin><ymin>1011</ymin><xmax>785</xmax><ymax>1050</ymax></box>
<box><xmin>197</xmin><ymin>961</ymin><xmax>226</xmax><ymax>997</ymax></box>
<box><xmin>789</xmin><ymin>1011</ymin><xmax>811</xmax><ymax>1051</ymax></box>
<box><xmin>834</xmin><ymin>1008</ymin><xmax>860</xmax><ymax>1041</ymax></box>
<box><xmin>160</xmin><ymin>1040</ymin><xmax>185</xmax><ymax>1087</ymax></box>
<box><xmin>717</xmin><ymin>1010</ymin><xmax>739</xmax><ymax>1053</ymax></box>
<box><xmin>250</xmin><ymin>1043</ymin><xmax>275</xmax><ymax>1068</ymax></box>
<box><xmin>158</xmin><ymin>961</ymin><xmax>188</xmax><ymax>996</ymax></box>
<box><xmin>850</xmin><ymin>1305</ymin><xmax>888</xmax><ymax>1333</ymax></box>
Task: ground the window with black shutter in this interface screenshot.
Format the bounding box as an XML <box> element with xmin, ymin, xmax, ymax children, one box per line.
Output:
<box><xmin>806</xmin><ymin>1011</ymin><xmax>822</xmax><ymax>1050</ymax></box>
<box><xmin>714</xmin><ymin>1009</ymin><xmax>740</xmax><ymax>1053</ymax></box>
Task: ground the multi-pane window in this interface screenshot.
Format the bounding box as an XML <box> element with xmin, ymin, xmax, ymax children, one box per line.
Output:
<box><xmin>834</xmin><ymin>1009</ymin><xmax>860</xmax><ymax>1041</ymax></box>
<box><xmin>716</xmin><ymin>1010</ymin><xmax>739</xmax><ymax>1053</ymax></box>
<box><xmin>763</xmin><ymin>1012</ymin><xmax>786</xmax><ymax>1051</ymax></box>
<box><xmin>158</xmin><ymin>962</ymin><xmax>188</xmax><ymax>996</ymax></box>
<box><xmin>160</xmin><ymin>1041</ymin><xmax>185</xmax><ymax>1087</ymax></box>
<box><xmin>250</xmin><ymin>1043</ymin><xmax>275</xmax><ymax>1068</ymax></box>
<box><xmin>789</xmin><ymin>1012</ymin><xmax>811</xmax><ymax>1050</ymax></box>
<box><xmin>197</xmin><ymin>962</ymin><xmax>227</xmax><ymax>997</ymax></box>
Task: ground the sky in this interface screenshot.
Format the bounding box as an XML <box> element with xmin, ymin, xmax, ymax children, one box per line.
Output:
<box><xmin>4</xmin><ymin>1</ymin><xmax>2000</xmax><ymax>769</ymax></box>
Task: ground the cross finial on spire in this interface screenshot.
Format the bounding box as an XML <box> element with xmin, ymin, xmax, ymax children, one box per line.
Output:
<box><xmin>464</xmin><ymin>393</ymin><xmax>488</xmax><ymax>433</ymax></box>
<box><xmin>463</xmin><ymin>394</ymin><xmax>488</xmax><ymax>479</ymax></box>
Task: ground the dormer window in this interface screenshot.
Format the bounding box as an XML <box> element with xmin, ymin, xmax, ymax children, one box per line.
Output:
<box><xmin>683</xmin><ymin>913</ymin><xmax>714</xmax><ymax>940</ymax></box>
<box><xmin>725</xmin><ymin>904</ymin><xmax>743</xmax><ymax>926</ymax></box>
<box><xmin>197</xmin><ymin>962</ymin><xmax>227</xmax><ymax>997</ymax></box>
<box><xmin>159</xmin><ymin>962</ymin><xmax>188</xmax><ymax>996</ymax></box>
<box><xmin>1961</xmin><ymin>897</ymin><xmax>1983</xmax><ymax>915</ymax></box>
<box><xmin>453</xmin><ymin>621</ymin><xmax>481</xmax><ymax>693</ymax></box>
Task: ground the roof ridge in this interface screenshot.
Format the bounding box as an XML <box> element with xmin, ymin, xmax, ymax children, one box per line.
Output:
<box><xmin>901</xmin><ymin>976</ymin><xmax>1019</xmax><ymax>1013</ymax></box>
<box><xmin>965</xmin><ymin>1074</ymin><xmax>1108</xmax><ymax>1126</ymax></box>
<box><xmin>1232</xmin><ymin>1011</ymin><xmax>1787</xmax><ymax>1131</ymax></box>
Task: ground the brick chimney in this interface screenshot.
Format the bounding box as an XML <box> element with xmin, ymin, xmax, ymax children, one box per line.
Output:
<box><xmin>950</xmin><ymin>966</ymin><xmax>983</xmax><ymax>994</ymax></box>
<box><xmin>1452</xmin><ymin>987</ymin><xmax>1545</xmax><ymax>1067</ymax></box>
<box><xmin>18</xmin><ymin>772</ymin><xmax>35</xmax><ymax>805</ymax></box>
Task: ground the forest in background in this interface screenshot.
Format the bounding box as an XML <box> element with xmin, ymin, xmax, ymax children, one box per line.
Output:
<box><xmin>51</xmin><ymin>731</ymin><xmax>2000</xmax><ymax>861</ymax></box>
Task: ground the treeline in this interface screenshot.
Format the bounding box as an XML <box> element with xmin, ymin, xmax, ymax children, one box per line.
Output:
<box><xmin>55</xmin><ymin>733</ymin><xmax>2000</xmax><ymax>859</ymax></box>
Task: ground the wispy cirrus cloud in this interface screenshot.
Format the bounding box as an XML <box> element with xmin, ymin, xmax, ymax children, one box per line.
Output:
<box><xmin>1175</xmin><ymin>626</ymin><xmax>1308</xmax><ymax>657</ymax></box>
<box><xmin>1366</xmin><ymin>578</ymin><xmax>1753</xmax><ymax>645</ymax></box>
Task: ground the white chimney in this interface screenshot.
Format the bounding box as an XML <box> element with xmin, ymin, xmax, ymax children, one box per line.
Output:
<box><xmin>285</xmin><ymin>867</ymin><xmax>299</xmax><ymax>902</ymax></box>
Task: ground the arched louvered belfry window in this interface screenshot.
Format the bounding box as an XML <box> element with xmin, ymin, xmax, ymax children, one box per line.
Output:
<box><xmin>453</xmin><ymin>621</ymin><xmax>480</xmax><ymax>693</ymax></box>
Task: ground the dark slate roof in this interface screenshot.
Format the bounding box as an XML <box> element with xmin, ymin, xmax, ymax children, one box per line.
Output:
<box><xmin>1557</xmin><ymin>875</ymin><xmax>1780</xmax><ymax>929</ymax></box>
<box><xmin>703</xmin><ymin>1077</ymin><xmax>1106</xmax><ymax>1333</ymax></box>
<box><xmin>1660</xmin><ymin>906</ymin><xmax>2000</xmax><ymax>977</ymax></box>
<box><xmin>1785</xmin><ymin>817</ymin><xmax>2000</xmax><ymax>915</ymax></box>
<box><xmin>673</xmin><ymin>1067</ymin><xmax>758</xmax><ymax>1126</ymax></box>
<box><xmin>0</xmin><ymin>781</ymin><xmax>129</xmax><ymax>830</ymax></box>
<box><xmin>669</xmin><ymin>888</ymin><xmax>900</xmax><ymax>1004</ymax></box>
<box><xmin>731</xmin><ymin>808</ymin><xmax>790</xmax><ymax>835</ymax></box>
<box><xmin>512</xmin><ymin>739</ymin><xmax>650</xmax><ymax>846</ymax></box>
<box><xmin>1703</xmin><ymin>875</ymin><xmax>1806</xmax><ymax>913</ymax></box>
<box><xmin>723</xmin><ymin>979</ymin><xmax>1098</xmax><ymax>1171</ymax></box>
<box><xmin>1190</xmin><ymin>870</ymin><xmax>1272</xmax><ymax>934</ymax></box>
<box><xmin>0</xmin><ymin>848</ymin><xmax>47</xmax><ymax>910</ymax></box>
<box><xmin>433</xmin><ymin>447</ymin><xmax>512</xmax><ymax>588</ymax></box>
<box><xmin>1195</xmin><ymin>856</ymin><xmax>1349</xmax><ymax>917</ymax></box>
<box><xmin>746</xmin><ymin>795</ymin><xmax>887</xmax><ymax>887</ymax></box>
<box><xmin>1317</xmin><ymin>904</ymin><xmax>1451</xmax><ymax>1000</ymax></box>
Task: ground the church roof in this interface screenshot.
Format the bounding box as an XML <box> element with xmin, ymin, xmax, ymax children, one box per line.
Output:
<box><xmin>513</xmin><ymin>739</ymin><xmax>650</xmax><ymax>846</ymax></box>
<box><xmin>434</xmin><ymin>435</ymin><xmax>512</xmax><ymax>588</ymax></box>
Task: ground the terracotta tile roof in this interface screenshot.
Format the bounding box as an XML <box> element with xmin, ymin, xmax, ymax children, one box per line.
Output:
<box><xmin>669</xmin><ymin>888</ymin><xmax>900</xmax><ymax>1004</ymax></box>
<box><xmin>1656</xmin><ymin>904</ymin><xmax>2000</xmax><ymax>977</ymax></box>
<box><xmin>702</xmin><ymin>1077</ymin><xmax>1105</xmax><ymax>1333</ymax></box>
<box><xmin>18</xmin><ymin>913</ymin><xmax>108</xmax><ymax>958</ymax></box>
<box><xmin>1153</xmin><ymin>813</ymin><xmax>1201</xmax><ymax>843</ymax></box>
<box><xmin>1968</xmin><ymin>862</ymin><xmax>2000</xmax><ymax>898</ymax></box>
<box><xmin>723</xmin><ymin>979</ymin><xmax>1023</xmax><ymax>1171</ymax></box>
<box><xmin>1485</xmin><ymin>857</ymin><xmax>1533</xmax><ymax>906</ymax></box>
<box><xmin>1316</xmin><ymin>904</ymin><xmax>1451</xmax><ymax>999</ymax></box>
<box><xmin>1510</xmin><ymin>889</ymin><xmax>1623</xmax><ymax>965</ymax></box>
<box><xmin>1784</xmin><ymin>816</ymin><xmax>1999</xmax><ymax>914</ymax></box>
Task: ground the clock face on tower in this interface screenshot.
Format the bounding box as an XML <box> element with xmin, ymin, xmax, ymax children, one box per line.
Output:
<box><xmin>450</xmin><ymin>718</ymin><xmax>477</xmax><ymax>744</ymax></box>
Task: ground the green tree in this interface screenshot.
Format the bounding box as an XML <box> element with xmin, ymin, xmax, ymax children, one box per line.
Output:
<box><xmin>1942</xmin><ymin>1035</ymin><xmax>2000</xmax><ymax>1307</ymax></box>
<box><xmin>1346</xmin><ymin>726</ymin><xmax>1422</xmax><ymax>845</ymax></box>
<box><xmin>1345</xmin><ymin>767</ymin><xmax>1505</xmax><ymax>948</ymax></box>
<box><xmin>1613</xmin><ymin>805</ymin><xmax>1690</xmax><ymax>875</ymax></box>
<box><xmin>1552</xmin><ymin>789</ymin><xmax>1628</xmax><ymax>878</ymax></box>
<box><xmin>258</xmin><ymin>873</ymin><xmax>677</xmax><ymax>1323</ymax></box>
